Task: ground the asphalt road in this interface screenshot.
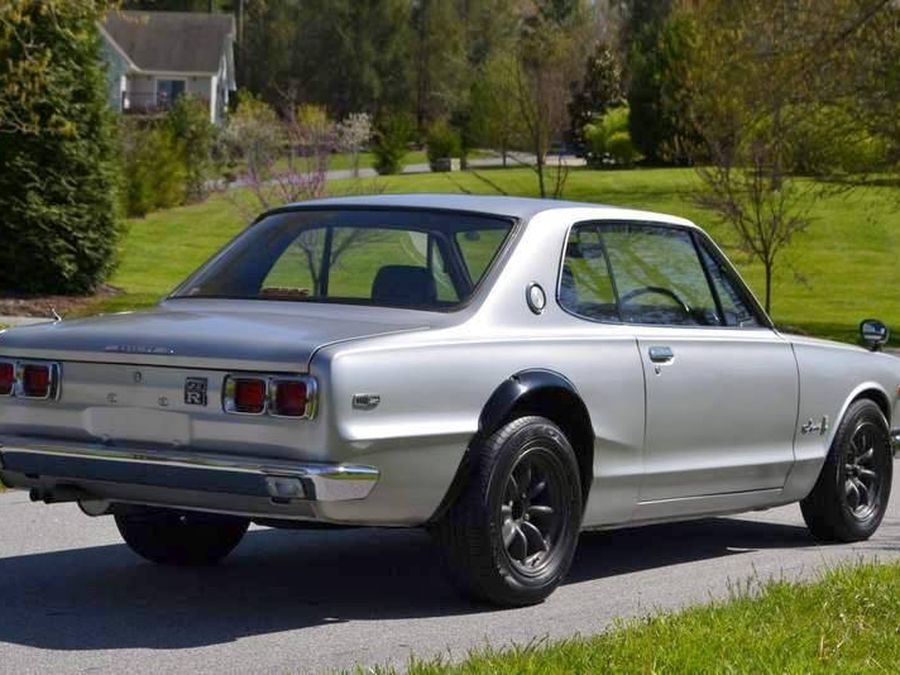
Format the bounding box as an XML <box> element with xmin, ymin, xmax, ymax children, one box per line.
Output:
<box><xmin>0</xmin><ymin>474</ymin><xmax>897</xmax><ymax>674</ymax></box>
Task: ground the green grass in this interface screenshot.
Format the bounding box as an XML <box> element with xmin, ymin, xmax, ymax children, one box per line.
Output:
<box><xmin>367</xmin><ymin>561</ymin><xmax>900</xmax><ymax>674</ymax></box>
<box><xmin>95</xmin><ymin>166</ymin><xmax>900</xmax><ymax>344</ymax></box>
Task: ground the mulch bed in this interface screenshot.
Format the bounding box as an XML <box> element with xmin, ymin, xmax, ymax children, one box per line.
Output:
<box><xmin>0</xmin><ymin>285</ymin><xmax>123</xmax><ymax>317</ymax></box>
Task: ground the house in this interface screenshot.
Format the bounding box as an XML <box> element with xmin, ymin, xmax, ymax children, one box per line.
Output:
<box><xmin>99</xmin><ymin>11</ymin><xmax>236</xmax><ymax>125</ymax></box>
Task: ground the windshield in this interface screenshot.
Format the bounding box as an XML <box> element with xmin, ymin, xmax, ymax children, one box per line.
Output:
<box><xmin>170</xmin><ymin>208</ymin><xmax>515</xmax><ymax>311</ymax></box>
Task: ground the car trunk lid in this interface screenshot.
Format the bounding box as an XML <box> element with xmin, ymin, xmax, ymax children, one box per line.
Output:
<box><xmin>0</xmin><ymin>301</ymin><xmax>430</xmax><ymax>371</ymax></box>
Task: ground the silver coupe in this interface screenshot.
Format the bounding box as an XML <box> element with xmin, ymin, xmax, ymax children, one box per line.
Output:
<box><xmin>1</xmin><ymin>195</ymin><xmax>897</xmax><ymax>606</ymax></box>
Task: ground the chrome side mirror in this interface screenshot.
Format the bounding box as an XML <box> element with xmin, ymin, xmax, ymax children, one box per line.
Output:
<box><xmin>860</xmin><ymin>318</ymin><xmax>890</xmax><ymax>352</ymax></box>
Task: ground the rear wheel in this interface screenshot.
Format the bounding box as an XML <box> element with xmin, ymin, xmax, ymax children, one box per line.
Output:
<box><xmin>433</xmin><ymin>416</ymin><xmax>583</xmax><ymax>606</ymax></box>
<box><xmin>115</xmin><ymin>507</ymin><xmax>250</xmax><ymax>566</ymax></box>
<box><xmin>801</xmin><ymin>399</ymin><xmax>893</xmax><ymax>542</ymax></box>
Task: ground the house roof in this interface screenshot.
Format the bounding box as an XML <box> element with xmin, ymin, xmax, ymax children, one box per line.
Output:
<box><xmin>102</xmin><ymin>11</ymin><xmax>235</xmax><ymax>74</ymax></box>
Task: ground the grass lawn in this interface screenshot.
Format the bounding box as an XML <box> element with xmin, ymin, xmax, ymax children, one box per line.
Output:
<box><xmin>93</xmin><ymin>166</ymin><xmax>899</xmax><ymax>344</ymax></box>
<box><xmin>369</xmin><ymin>561</ymin><xmax>900</xmax><ymax>674</ymax></box>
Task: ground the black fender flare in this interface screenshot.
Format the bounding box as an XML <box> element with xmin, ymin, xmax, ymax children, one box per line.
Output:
<box><xmin>427</xmin><ymin>369</ymin><xmax>591</xmax><ymax>525</ymax></box>
<box><xmin>478</xmin><ymin>369</ymin><xmax>584</xmax><ymax>439</ymax></box>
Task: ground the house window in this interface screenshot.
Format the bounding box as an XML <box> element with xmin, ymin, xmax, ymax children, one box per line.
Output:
<box><xmin>156</xmin><ymin>79</ymin><xmax>186</xmax><ymax>107</ymax></box>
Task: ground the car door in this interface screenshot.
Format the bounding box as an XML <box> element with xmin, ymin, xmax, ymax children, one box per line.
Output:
<box><xmin>595</xmin><ymin>222</ymin><xmax>799</xmax><ymax>504</ymax></box>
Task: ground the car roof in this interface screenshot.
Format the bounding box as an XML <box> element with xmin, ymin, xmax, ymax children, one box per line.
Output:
<box><xmin>275</xmin><ymin>194</ymin><xmax>697</xmax><ymax>229</ymax></box>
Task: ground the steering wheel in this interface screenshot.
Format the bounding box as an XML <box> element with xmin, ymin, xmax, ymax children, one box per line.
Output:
<box><xmin>619</xmin><ymin>286</ymin><xmax>692</xmax><ymax>316</ymax></box>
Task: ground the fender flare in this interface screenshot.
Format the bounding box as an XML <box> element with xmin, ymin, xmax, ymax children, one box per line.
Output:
<box><xmin>427</xmin><ymin>369</ymin><xmax>591</xmax><ymax>524</ymax></box>
<box><xmin>478</xmin><ymin>368</ymin><xmax>584</xmax><ymax>439</ymax></box>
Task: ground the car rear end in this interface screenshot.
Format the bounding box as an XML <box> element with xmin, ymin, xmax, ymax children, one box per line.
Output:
<box><xmin>0</xmin><ymin>338</ymin><xmax>385</xmax><ymax>521</ymax></box>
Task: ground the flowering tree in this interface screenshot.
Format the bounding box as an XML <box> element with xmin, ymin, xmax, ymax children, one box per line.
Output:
<box><xmin>224</xmin><ymin>96</ymin><xmax>336</xmax><ymax>216</ymax></box>
<box><xmin>337</xmin><ymin>112</ymin><xmax>373</xmax><ymax>177</ymax></box>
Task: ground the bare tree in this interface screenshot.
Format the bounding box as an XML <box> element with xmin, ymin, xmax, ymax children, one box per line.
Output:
<box><xmin>510</xmin><ymin>15</ymin><xmax>582</xmax><ymax>199</ymax></box>
<box><xmin>684</xmin><ymin>0</ymin><xmax>896</xmax><ymax>313</ymax></box>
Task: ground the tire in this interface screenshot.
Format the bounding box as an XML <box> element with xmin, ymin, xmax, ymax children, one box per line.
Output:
<box><xmin>433</xmin><ymin>416</ymin><xmax>583</xmax><ymax>606</ymax></box>
<box><xmin>115</xmin><ymin>507</ymin><xmax>250</xmax><ymax>566</ymax></box>
<box><xmin>800</xmin><ymin>399</ymin><xmax>893</xmax><ymax>542</ymax></box>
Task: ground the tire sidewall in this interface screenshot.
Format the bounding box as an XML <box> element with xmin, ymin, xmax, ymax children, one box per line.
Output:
<box><xmin>484</xmin><ymin>418</ymin><xmax>583</xmax><ymax>602</ymax></box>
<box><xmin>824</xmin><ymin>401</ymin><xmax>893</xmax><ymax>539</ymax></box>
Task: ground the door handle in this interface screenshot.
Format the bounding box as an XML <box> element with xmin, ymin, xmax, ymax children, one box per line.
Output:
<box><xmin>648</xmin><ymin>346</ymin><xmax>675</xmax><ymax>363</ymax></box>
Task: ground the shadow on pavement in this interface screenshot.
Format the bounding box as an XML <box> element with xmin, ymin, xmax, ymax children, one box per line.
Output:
<box><xmin>0</xmin><ymin>515</ymin><xmax>852</xmax><ymax>651</ymax></box>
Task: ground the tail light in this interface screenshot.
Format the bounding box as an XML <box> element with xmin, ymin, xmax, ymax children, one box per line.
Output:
<box><xmin>223</xmin><ymin>377</ymin><xmax>267</xmax><ymax>415</ymax></box>
<box><xmin>222</xmin><ymin>374</ymin><xmax>317</xmax><ymax>419</ymax></box>
<box><xmin>22</xmin><ymin>364</ymin><xmax>52</xmax><ymax>398</ymax></box>
<box><xmin>0</xmin><ymin>360</ymin><xmax>60</xmax><ymax>400</ymax></box>
<box><xmin>270</xmin><ymin>378</ymin><xmax>316</xmax><ymax>418</ymax></box>
<box><xmin>0</xmin><ymin>361</ymin><xmax>14</xmax><ymax>396</ymax></box>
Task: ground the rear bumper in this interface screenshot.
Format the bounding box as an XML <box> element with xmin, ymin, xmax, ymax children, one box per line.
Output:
<box><xmin>0</xmin><ymin>437</ymin><xmax>379</xmax><ymax>512</ymax></box>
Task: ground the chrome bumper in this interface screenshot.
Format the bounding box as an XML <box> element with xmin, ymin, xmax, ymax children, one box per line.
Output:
<box><xmin>0</xmin><ymin>438</ymin><xmax>379</xmax><ymax>502</ymax></box>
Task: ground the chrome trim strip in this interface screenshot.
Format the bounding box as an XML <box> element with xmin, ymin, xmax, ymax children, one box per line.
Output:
<box><xmin>636</xmin><ymin>486</ymin><xmax>783</xmax><ymax>506</ymax></box>
<box><xmin>0</xmin><ymin>439</ymin><xmax>378</xmax><ymax>501</ymax></box>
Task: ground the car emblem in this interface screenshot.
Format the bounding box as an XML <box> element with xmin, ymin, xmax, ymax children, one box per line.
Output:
<box><xmin>184</xmin><ymin>377</ymin><xmax>208</xmax><ymax>407</ymax></box>
<box><xmin>352</xmin><ymin>393</ymin><xmax>381</xmax><ymax>410</ymax></box>
<box><xmin>104</xmin><ymin>345</ymin><xmax>175</xmax><ymax>355</ymax></box>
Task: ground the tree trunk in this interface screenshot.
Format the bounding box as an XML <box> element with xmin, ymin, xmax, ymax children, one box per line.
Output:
<box><xmin>535</xmin><ymin>152</ymin><xmax>546</xmax><ymax>198</ymax></box>
<box><xmin>764</xmin><ymin>260</ymin><xmax>773</xmax><ymax>314</ymax></box>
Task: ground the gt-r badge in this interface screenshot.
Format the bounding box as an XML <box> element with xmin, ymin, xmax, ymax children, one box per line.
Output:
<box><xmin>184</xmin><ymin>377</ymin><xmax>208</xmax><ymax>407</ymax></box>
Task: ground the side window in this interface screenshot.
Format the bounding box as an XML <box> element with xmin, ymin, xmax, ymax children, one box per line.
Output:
<box><xmin>602</xmin><ymin>224</ymin><xmax>720</xmax><ymax>326</ymax></box>
<box><xmin>559</xmin><ymin>225</ymin><xmax>619</xmax><ymax>321</ymax></box>
<box><xmin>697</xmin><ymin>238</ymin><xmax>762</xmax><ymax>327</ymax></box>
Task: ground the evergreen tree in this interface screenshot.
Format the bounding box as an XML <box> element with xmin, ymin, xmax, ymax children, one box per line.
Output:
<box><xmin>568</xmin><ymin>42</ymin><xmax>622</xmax><ymax>154</ymax></box>
<box><xmin>0</xmin><ymin>0</ymin><xmax>121</xmax><ymax>294</ymax></box>
<box><xmin>626</xmin><ymin>9</ymin><xmax>697</xmax><ymax>164</ymax></box>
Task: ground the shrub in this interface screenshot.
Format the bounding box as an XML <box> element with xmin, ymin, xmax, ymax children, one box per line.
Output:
<box><xmin>606</xmin><ymin>131</ymin><xmax>640</xmax><ymax>167</ymax></box>
<box><xmin>371</xmin><ymin>112</ymin><xmax>413</xmax><ymax>175</ymax></box>
<box><xmin>121</xmin><ymin>121</ymin><xmax>187</xmax><ymax>218</ymax></box>
<box><xmin>584</xmin><ymin>106</ymin><xmax>641</xmax><ymax>168</ymax></box>
<box><xmin>0</xmin><ymin>0</ymin><xmax>121</xmax><ymax>295</ymax></box>
<box><xmin>166</xmin><ymin>95</ymin><xmax>217</xmax><ymax>202</ymax></box>
<box><xmin>426</xmin><ymin>120</ymin><xmax>463</xmax><ymax>171</ymax></box>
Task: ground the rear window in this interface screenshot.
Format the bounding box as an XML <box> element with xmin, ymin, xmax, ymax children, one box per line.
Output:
<box><xmin>171</xmin><ymin>209</ymin><xmax>514</xmax><ymax>311</ymax></box>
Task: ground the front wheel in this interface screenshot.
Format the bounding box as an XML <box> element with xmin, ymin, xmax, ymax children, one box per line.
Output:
<box><xmin>433</xmin><ymin>416</ymin><xmax>583</xmax><ymax>606</ymax></box>
<box><xmin>115</xmin><ymin>507</ymin><xmax>250</xmax><ymax>566</ymax></box>
<box><xmin>800</xmin><ymin>399</ymin><xmax>893</xmax><ymax>542</ymax></box>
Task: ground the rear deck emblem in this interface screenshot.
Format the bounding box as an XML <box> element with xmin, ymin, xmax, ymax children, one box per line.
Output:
<box><xmin>184</xmin><ymin>377</ymin><xmax>208</xmax><ymax>406</ymax></box>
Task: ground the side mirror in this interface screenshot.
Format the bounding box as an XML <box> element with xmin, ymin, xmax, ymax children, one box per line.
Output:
<box><xmin>860</xmin><ymin>318</ymin><xmax>890</xmax><ymax>352</ymax></box>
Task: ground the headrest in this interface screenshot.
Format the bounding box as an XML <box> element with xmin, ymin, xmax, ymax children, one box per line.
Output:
<box><xmin>371</xmin><ymin>265</ymin><xmax>437</xmax><ymax>308</ymax></box>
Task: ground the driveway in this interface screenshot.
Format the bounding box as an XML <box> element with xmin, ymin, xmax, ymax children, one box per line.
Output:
<box><xmin>0</xmin><ymin>475</ymin><xmax>897</xmax><ymax>674</ymax></box>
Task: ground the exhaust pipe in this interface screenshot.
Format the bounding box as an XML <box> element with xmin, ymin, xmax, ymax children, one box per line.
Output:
<box><xmin>29</xmin><ymin>485</ymin><xmax>110</xmax><ymax>517</ymax></box>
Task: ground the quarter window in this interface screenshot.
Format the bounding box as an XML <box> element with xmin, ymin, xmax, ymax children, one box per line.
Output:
<box><xmin>559</xmin><ymin>227</ymin><xmax>618</xmax><ymax>321</ymax></box>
